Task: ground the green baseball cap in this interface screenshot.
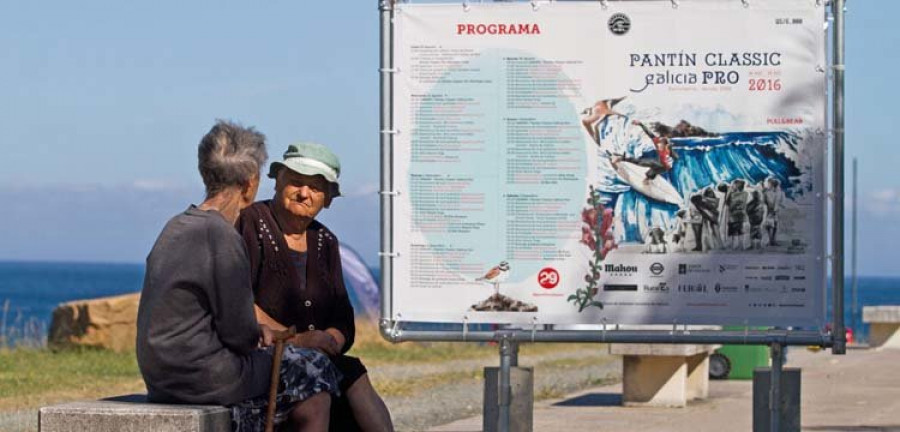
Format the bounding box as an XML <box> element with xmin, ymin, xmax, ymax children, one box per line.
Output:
<box><xmin>268</xmin><ymin>142</ymin><xmax>341</xmax><ymax>196</ymax></box>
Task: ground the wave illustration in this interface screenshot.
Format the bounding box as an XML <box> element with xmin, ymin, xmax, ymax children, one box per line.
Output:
<box><xmin>591</xmin><ymin>115</ymin><xmax>805</xmax><ymax>244</ymax></box>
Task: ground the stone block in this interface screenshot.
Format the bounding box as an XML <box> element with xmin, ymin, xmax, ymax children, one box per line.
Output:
<box><xmin>610</xmin><ymin>344</ymin><xmax>719</xmax><ymax>407</ymax></box>
<box><xmin>868</xmin><ymin>323</ymin><xmax>900</xmax><ymax>349</ymax></box>
<box><xmin>862</xmin><ymin>306</ymin><xmax>900</xmax><ymax>349</ymax></box>
<box><xmin>609</xmin><ymin>343</ymin><xmax>719</xmax><ymax>357</ymax></box>
<box><xmin>622</xmin><ymin>355</ymin><xmax>687</xmax><ymax>407</ymax></box>
<box><xmin>39</xmin><ymin>394</ymin><xmax>230</xmax><ymax>432</ymax></box>
<box><xmin>862</xmin><ymin>306</ymin><xmax>900</xmax><ymax>323</ymax></box>
<box><xmin>48</xmin><ymin>293</ymin><xmax>140</xmax><ymax>352</ymax></box>
<box><xmin>685</xmin><ymin>352</ymin><xmax>710</xmax><ymax>400</ymax></box>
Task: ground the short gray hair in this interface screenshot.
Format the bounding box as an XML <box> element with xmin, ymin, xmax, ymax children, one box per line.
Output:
<box><xmin>198</xmin><ymin>120</ymin><xmax>267</xmax><ymax>197</ymax></box>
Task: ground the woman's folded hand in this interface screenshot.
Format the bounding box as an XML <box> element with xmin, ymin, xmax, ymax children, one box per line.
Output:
<box><xmin>291</xmin><ymin>330</ymin><xmax>340</xmax><ymax>356</ymax></box>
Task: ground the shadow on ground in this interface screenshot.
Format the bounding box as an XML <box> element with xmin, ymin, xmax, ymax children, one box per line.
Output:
<box><xmin>552</xmin><ymin>393</ymin><xmax>622</xmax><ymax>407</ymax></box>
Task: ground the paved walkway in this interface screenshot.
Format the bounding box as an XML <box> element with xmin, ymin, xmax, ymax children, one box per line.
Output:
<box><xmin>431</xmin><ymin>347</ymin><xmax>900</xmax><ymax>432</ymax></box>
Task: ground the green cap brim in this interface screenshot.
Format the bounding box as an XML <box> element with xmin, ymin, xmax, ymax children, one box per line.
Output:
<box><xmin>268</xmin><ymin>160</ymin><xmax>341</xmax><ymax>197</ymax></box>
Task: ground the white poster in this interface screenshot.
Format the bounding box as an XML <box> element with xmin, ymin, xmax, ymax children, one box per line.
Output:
<box><xmin>391</xmin><ymin>0</ymin><xmax>826</xmax><ymax>326</ymax></box>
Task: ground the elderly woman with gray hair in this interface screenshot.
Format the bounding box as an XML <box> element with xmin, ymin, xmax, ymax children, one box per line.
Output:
<box><xmin>238</xmin><ymin>142</ymin><xmax>394</xmax><ymax>432</ymax></box>
<box><xmin>136</xmin><ymin>121</ymin><xmax>341</xmax><ymax>432</ymax></box>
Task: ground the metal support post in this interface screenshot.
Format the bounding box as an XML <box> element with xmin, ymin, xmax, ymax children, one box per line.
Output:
<box><xmin>769</xmin><ymin>343</ymin><xmax>784</xmax><ymax>432</ymax></box>
<box><xmin>498</xmin><ymin>334</ymin><xmax>513</xmax><ymax>432</ymax></box>
<box><xmin>378</xmin><ymin>0</ymin><xmax>395</xmax><ymax>340</ymax></box>
<box><xmin>851</xmin><ymin>157</ymin><xmax>858</xmax><ymax>339</ymax></box>
<box><xmin>831</xmin><ymin>0</ymin><xmax>847</xmax><ymax>355</ymax></box>
<box><xmin>390</xmin><ymin>328</ymin><xmax>832</xmax><ymax>346</ymax></box>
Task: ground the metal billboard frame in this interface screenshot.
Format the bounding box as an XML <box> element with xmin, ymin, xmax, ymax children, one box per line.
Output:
<box><xmin>379</xmin><ymin>1</ymin><xmax>846</xmax><ymax>428</ymax></box>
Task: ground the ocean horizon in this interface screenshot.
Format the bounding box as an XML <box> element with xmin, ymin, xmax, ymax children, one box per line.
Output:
<box><xmin>0</xmin><ymin>260</ymin><xmax>897</xmax><ymax>345</ymax></box>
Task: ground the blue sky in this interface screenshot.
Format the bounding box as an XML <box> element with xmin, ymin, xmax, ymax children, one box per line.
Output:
<box><xmin>0</xmin><ymin>1</ymin><xmax>897</xmax><ymax>276</ymax></box>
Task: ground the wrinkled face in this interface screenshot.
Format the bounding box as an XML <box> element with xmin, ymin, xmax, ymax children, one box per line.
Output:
<box><xmin>274</xmin><ymin>169</ymin><xmax>329</xmax><ymax>220</ymax></box>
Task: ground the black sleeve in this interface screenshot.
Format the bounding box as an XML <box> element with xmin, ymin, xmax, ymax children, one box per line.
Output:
<box><xmin>235</xmin><ymin>207</ymin><xmax>262</xmax><ymax>296</ymax></box>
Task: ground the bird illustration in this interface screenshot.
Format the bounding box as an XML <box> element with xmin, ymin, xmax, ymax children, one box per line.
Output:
<box><xmin>477</xmin><ymin>261</ymin><xmax>510</xmax><ymax>297</ymax></box>
<box><xmin>581</xmin><ymin>96</ymin><xmax>626</xmax><ymax>118</ymax></box>
<box><xmin>581</xmin><ymin>96</ymin><xmax>626</xmax><ymax>147</ymax></box>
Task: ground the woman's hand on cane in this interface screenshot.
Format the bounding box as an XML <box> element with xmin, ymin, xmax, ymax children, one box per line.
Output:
<box><xmin>258</xmin><ymin>324</ymin><xmax>276</xmax><ymax>347</ymax></box>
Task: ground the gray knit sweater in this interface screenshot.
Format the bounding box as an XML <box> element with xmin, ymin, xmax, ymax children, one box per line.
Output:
<box><xmin>136</xmin><ymin>206</ymin><xmax>271</xmax><ymax>405</ymax></box>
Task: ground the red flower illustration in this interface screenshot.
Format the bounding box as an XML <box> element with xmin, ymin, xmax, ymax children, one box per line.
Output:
<box><xmin>582</xmin><ymin>207</ymin><xmax>599</xmax><ymax>227</ymax></box>
<box><xmin>600</xmin><ymin>208</ymin><xmax>614</xmax><ymax>236</ymax></box>
<box><xmin>581</xmin><ymin>226</ymin><xmax>596</xmax><ymax>250</ymax></box>
<box><xmin>571</xmin><ymin>189</ymin><xmax>616</xmax><ymax>313</ymax></box>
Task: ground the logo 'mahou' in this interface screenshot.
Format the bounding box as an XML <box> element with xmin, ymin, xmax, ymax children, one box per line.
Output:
<box><xmin>605</xmin><ymin>264</ymin><xmax>638</xmax><ymax>273</ymax></box>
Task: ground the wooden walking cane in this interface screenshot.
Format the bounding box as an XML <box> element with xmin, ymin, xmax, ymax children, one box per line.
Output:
<box><xmin>265</xmin><ymin>326</ymin><xmax>297</xmax><ymax>432</ymax></box>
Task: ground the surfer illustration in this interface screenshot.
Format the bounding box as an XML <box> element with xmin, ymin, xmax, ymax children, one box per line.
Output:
<box><xmin>747</xmin><ymin>187</ymin><xmax>767</xmax><ymax>250</ymax></box>
<box><xmin>581</xmin><ymin>97</ymin><xmax>626</xmax><ymax>146</ymax></box>
<box><xmin>600</xmin><ymin>118</ymin><xmax>684</xmax><ymax>205</ymax></box>
<box><xmin>688</xmin><ymin>195</ymin><xmax>705</xmax><ymax>252</ymax></box>
<box><xmin>610</xmin><ymin>119</ymin><xmax>679</xmax><ymax>184</ymax></box>
<box><xmin>672</xmin><ymin>209</ymin><xmax>689</xmax><ymax>252</ymax></box>
<box><xmin>689</xmin><ymin>187</ymin><xmax>722</xmax><ymax>251</ymax></box>
<box><xmin>645</xmin><ymin>226</ymin><xmax>667</xmax><ymax>254</ymax></box>
<box><xmin>582</xmin><ymin>103</ymin><xmax>684</xmax><ymax>206</ymax></box>
<box><xmin>725</xmin><ymin>180</ymin><xmax>750</xmax><ymax>250</ymax></box>
<box><xmin>763</xmin><ymin>177</ymin><xmax>784</xmax><ymax>246</ymax></box>
<box><xmin>715</xmin><ymin>182</ymin><xmax>731</xmax><ymax>244</ymax></box>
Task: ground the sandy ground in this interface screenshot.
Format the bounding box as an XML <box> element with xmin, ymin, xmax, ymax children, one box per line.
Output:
<box><xmin>433</xmin><ymin>347</ymin><xmax>900</xmax><ymax>432</ymax></box>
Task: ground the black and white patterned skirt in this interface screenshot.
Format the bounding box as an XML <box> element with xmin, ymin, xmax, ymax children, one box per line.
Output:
<box><xmin>230</xmin><ymin>346</ymin><xmax>342</xmax><ymax>432</ymax></box>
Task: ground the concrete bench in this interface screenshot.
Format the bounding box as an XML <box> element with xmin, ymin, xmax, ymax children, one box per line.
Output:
<box><xmin>39</xmin><ymin>394</ymin><xmax>230</xmax><ymax>432</ymax></box>
<box><xmin>863</xmin><ymin>306</ymin><xmax>900</xmax><ymax>349</ymax></box>
<box><xmin>608</xmin><ymin>343</ymin><xmax>720</xmax><ymax>408</ymax></box>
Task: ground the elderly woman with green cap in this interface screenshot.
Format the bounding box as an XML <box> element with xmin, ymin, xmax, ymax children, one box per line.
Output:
<box><xmin>237</xmin><ymin>142</ymin><xmax>394</xmax><ymax>432</ymax></box>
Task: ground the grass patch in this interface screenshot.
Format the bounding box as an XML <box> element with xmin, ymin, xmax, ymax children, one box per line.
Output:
<box><xmin>0</xmin><ymin>347</ymin><xmax>143</xmax><ymax>410</ymax></box>
<box><xmin>372</xmin><ymin>369</ymin><xmax>483</xmax><ymax>397</ymax></box>
<box><xmin>351</xmin><ymin>339</ymin><xmax>501</xmax><ymax>364</ymax></box>
<box><xmin>535</xmin><ymin>386</ymin><xmax>567</xmax><ymax>400</ymax></box>
<box><xmin>350</xmin><ymin>321</ymin><xmax>604</xmax><ymax>365</ymax></box>
<box><xmin>534</xmin><ymin>355</ymin><xmax>615</xmax><ymax>370</ymax></box>
<box><xmin>0</xmin><ymin>320</ymin><xmax>613</xmax><ymax>413</ymax></box>
<box><xmin>533</xmin><ymin>356</ymin><xmax>619</xmax><ymax>402</ymax></box>
<box><xmin>348</xmin><ymin>321</ymin><xmax>501</xmax><ymax>364</ymax></box>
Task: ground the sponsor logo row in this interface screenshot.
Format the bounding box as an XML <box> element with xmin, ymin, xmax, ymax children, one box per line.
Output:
<box><xmin>603</xmin><ymin>283</ymin><xmax>808</xmax><ymax>294</ymax></box>
<box><xmin>602</xmin><ymin>262</ymin><xmax>811</xmax><ymax>278</ymax></box>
